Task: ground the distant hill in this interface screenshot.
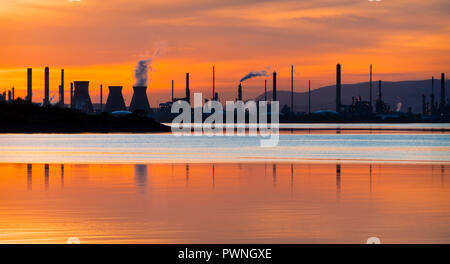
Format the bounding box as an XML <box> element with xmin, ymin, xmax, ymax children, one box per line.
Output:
<box><xmin>254</xmin><ymin>79</ymin><xmax>450</xmax><ymax>113</ymax></box>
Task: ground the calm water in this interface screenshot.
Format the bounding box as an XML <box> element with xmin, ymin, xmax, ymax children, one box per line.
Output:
<box><xmin>0</xmin><ymin>124</ymin><xmax>449</xmax><ymax>243</ymax></box>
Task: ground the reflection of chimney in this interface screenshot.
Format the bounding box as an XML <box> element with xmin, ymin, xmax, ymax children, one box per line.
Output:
<box><xmin>336</xmin><ymin>164</ymin><xmax>341</xmax><ymax>194</ymax></box>
<box><xmin>238</xmin><ymin>83</ymin><xmax>242</xmax><ymax>101</ymax></box>
<box><xmin>186</xmin><ymin>73</ymin><xmax>190</xmax><ymax>104</ymax></box>
<box><xmin>27</xmin><ymin>164</ymin><xmax>32</xmax><ymax>191</ymax></box>
<box><xmin>44</xmin><ymin>67</ymin><xmax>49</xmax><ymax>106</ymax></box>
<box><xmin>441</xmin><ymin>73</ymin><xmax>446</xmax><ymax>111</ymax></box>
<box><xmin>336</xmin><ymin>64</ymin><xmax>341</xmax><ymax>112</ymax></box>
<box><xmin>59</xmin><ymin>69</ymin><xmax>64</xmax><ymax>106</ymax></box>
<box><xmin>272</xmin><ymin>72</ymin><xmax>277</xmax><ymax>101</ymax></box>
<box><xmin>27</xmin><ymin>68</ymin><xmax>32</xmax><ymax>102</ymax></box>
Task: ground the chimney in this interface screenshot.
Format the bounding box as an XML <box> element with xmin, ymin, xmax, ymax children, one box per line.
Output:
<box><xmin>378</xmin><ymin>80</ymin><xmax>382</xmax><ymax>100</ymax></box>
<box><xmin>186</xmin><ymin>73</ymin><xmax>190</xmax><ymax>104</ymax></box>
<box><xmin>100</xmin><ymin>84</ymin><xmax>103</xmax><ymax>111</ymax></box>
<box><xmin>273</xmin><ymin>72</ymin><xmax>277</xmax><ymax>101</ymax></box>
<box><xmin>12</xmin><ymin>87</ymin><xmax>14</xmax><ymax>101</ymax></box>
<box><xmin>369</xmin><ymin>64</ymin><xmax>372</xmax><ymax>112</ymax></box>
<box><xmin>212</xmin><ymin>65</ymin><xmax>215</xmax><ymax>99</ymax></box>
<box><xmin>336</xmin><ymin>64</ymin><xmax>341</xmax><ymax>112</ymax></box>
<box><xmin>59</xmin><ymin>69</ymin><xmax>64</xmax><ymax>106</ymax></box>
<box><xmin>441</xmin><ymin>73</ymin><xmax>446</xmax><ymax>111</ymax></box>
<box><xmin>422</xmin><ymin>94</ymin><xmax>426</xmax><ymax>115</ymax></box>
<box><xmin>171</xmin><ymin>80</ymin><xmax>174</xmax><ymax>102</ymax></box>
<box><xmin>70</xmin><ymin>82</ymin><xmax>73</xmax><ymax>108</ymax></box>
<box><xmin>27</xmin><ymin>68</ymin><xmax>32</xmax><ymax>102</ymax></box>
<box><xmin>44</xmin><ymin>67</ymin><xmax>49</xmax><ymax>106</ymax></box>
<box><xmin>291</xmin><ymin>65</ymin><xmax>294</xmax><ymax>113</ymax></box>
<box><xmin>238</xmin><ymin>83</ymin><xmax>242</xmax><ymax>101</ymax></box>
<box><xmin>308</xmin><ymin>80</ymin><xmax>311</xmax><ymax>114</ymax></box>
<box><xmin>264</xmin><ymin>79</ymin><xmax>267</xmax><ymax>101</ymax></box>
<box><xmin>431</xmin><ymin>77</ymin><xmax>435</xmax><ymax>114</ymax></box>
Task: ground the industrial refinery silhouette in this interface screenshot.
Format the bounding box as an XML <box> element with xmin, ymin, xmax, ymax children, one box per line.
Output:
<box><xmin>0</xmin><ymin>63</ymin><xmax>449</xmax><ymax>132</ymax></box>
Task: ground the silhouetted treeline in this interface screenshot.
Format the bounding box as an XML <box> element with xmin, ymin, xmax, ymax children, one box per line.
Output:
<box><xmin>0</xmin><ymin>99</ymin><xmax>170</xmax><ymax>133</ymax></box>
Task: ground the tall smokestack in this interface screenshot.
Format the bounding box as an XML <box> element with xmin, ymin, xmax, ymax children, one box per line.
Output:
<box><xmin>44</xmin><ymin>67</ymin><xmax>49</xmax><ymax>106</ymax></box>
<box><xmin>336</xmin><ymin>64</ymin><xmax>341</xmax><ymax>112</ymax></box>
<box><xmin>171</xmin><ymin>80</ymin><xmax>174</xmax><ymax>102</ymax></box>
<box><xmin>291</xmin><ymin>65</ymin><xmax>294</xmax><ymax>113</ymax></box>
<box><xmin>264</xmin><ymin>79</ymin><xmax>267</xmax><ymax>101</ymax></box>
<box><xmin>441</xmin><ymin>73</ymin><xmax>446</xmax><ymax>112</ymax></box>
<box><xmin>431</xmin><ymin>77</ymin><xmax>435</xmax><ymax>114</ymax></box>
<box><xmin>59</xmin><ymin>69</ymin><xmax>64</xmax><ymax>106</ymax></box>
<box><xmin>273</xmin><ymin>72</ymin><xmax>277</xmax><ymax>101</ymax></box>
<box><xmin>308</xmin><ymin>80</ymin><xmax>311</xmax><ymax>114</ymax></box>
<box><xmin>369</xmin><ymin>64</ymin><xmax>372</xmax><ymax>112</ymax></box>
<box><xmin>27</xmin><ymin>68</ymin><xmax>32</xmax><ymax>102</ymax></box>
<box><xmin>422</xmin><ymin>94</ymin><xmax>426</xmax><ymax>115</ymax></box>
<box><xmin>70</xmin><ymin>82</ymin><xmax>73</xmax><ymax>108</ymax></box>
<box><xmin>212</xmin><ymin>65</ymin><xmax>215</xmax><ymax>99</ymax></box>
<box><xmin>186</xmin><ymin>73</ymin><xmax>190</xmax><ymax>104</ymax></box>
<box><xmin>12</xmin><ymin>87</ymin><xmax>14</xmax><ymax>101</ymax></box>
<box><xmin>100</xmin><ymin>84</ymin><xmax>103</xmax><ymax>111</ymax></box>
<box><xmin>238</xmin><ymin>83</ymin><xmax>242</xmax><ymax>101</ymax></box>
<box><xmin>378</xmin><ymin>80</ymin><xmax>382</xmax><ymax>100</ymax></box>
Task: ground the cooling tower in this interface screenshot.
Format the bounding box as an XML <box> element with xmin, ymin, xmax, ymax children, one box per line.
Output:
<box><xmin>104</xmin><ymin>86</ymin><xmax>126</xmax><ymax>113</ymax></box>
<box><xmin>72</xmin><ymin>81</ymin><xmax>93</xmax><ymax>113</ymax></box>
<box><xmin>129</xmin><ymin>86</ymin><xmax>151</xmax><ymax>113</ymax></box>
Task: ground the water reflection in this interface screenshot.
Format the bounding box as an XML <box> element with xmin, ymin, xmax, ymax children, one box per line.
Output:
<box><xmin>44</xmin><ymin>164</ymin><xmax>49</xmax><ymax>191</ymax></box>
<box><xmin>0</xmin><ymin>162</ymin><xmax>449</xmax><ymax>243</ymax></box>
<box><xmin>134</xmin><ymin>165</ymin><xmax>148</xmax><ymax>193</ymax></box>
<box><xmin>27</xmin><ymin>163</ymin><xmax>32</xmax><ymax>191</ymax></box>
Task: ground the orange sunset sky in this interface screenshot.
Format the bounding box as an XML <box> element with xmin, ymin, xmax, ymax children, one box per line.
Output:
<box><xmin>0</xmin><ymin>0</ymin><xmax>449</xmax><ymax>105</ymax></box>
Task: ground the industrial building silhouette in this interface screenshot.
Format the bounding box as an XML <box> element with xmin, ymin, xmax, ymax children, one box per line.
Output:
<box><xmin>129</xmin><ymin>86</ymin><xmax>151</xmax><ymax>113</ymax></box>
<box><xmin>72</xmin><ymin>81</ymin><xmax>93</xmax><ymax>113</ymax></box>
<box><xmin>104</xmin><ymin>86</ymin><xmax>126</xmax><ymax>113</ymax></box>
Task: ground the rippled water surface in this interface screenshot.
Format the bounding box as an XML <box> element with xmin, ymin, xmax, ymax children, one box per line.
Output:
<box><xmin>0</xmin><ymin>124</ymin><xmax>449</xmax><ymax>243</ymax></box>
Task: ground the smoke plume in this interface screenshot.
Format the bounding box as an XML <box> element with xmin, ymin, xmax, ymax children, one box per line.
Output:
<box><xmin>133</xmin><ymin>47</ymin><xmax>161</xmax><ymax>87</ymax></box>
<box><xmin>240</xmin><ymin>70</ymin><xmax>269</xmax><ymax>82</ymax></box>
